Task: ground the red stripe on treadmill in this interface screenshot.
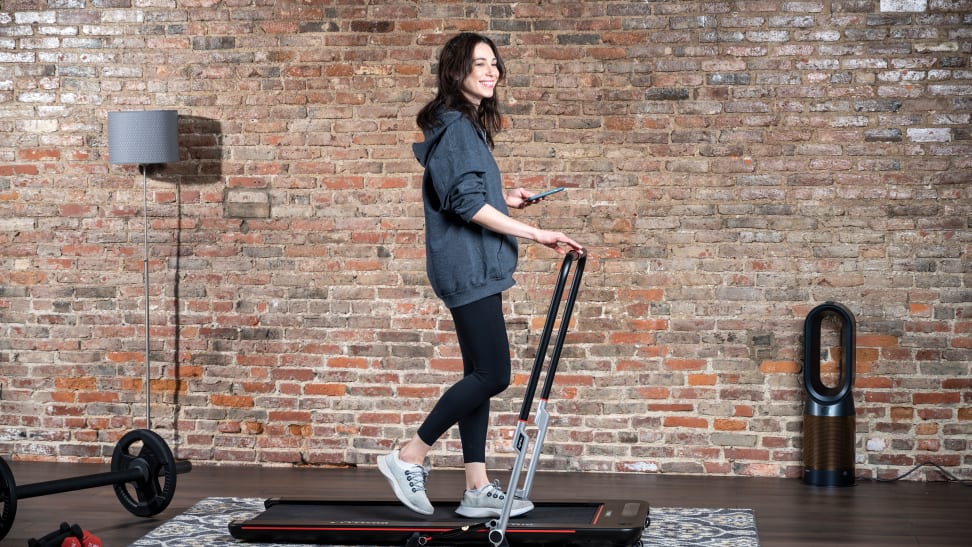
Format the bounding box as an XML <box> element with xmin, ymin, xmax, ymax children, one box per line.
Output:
<box><xmin>592</xmin><ymin>503</ymin><xmax>605</xmax><ymax>525</ymax></box>
<box><xmin>240</xmin><ymin>526</ymin><xmax>577</xmax><ymax>535</ymax></box>
<box><xmin>242</xmin><ymin>526</ymin><xmax>448</xmax><ymax>532</ymax></box>
<box><xmin>508</xmin><ymin>529</ymin><xmax>577</xmax><ymax>534</ymax></box>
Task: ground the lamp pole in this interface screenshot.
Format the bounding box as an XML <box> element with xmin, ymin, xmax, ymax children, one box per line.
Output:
<box><xmin>141</xmin><ymin>165</ymin><xmax>151</xmax><ymax>429</ymax></box>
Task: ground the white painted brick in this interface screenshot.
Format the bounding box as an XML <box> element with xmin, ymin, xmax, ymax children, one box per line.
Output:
<box><xmin>746</xmin><ymin>30</ymin><xmax>790</xmax><ymax>42</ymax></box>
<box><xmin>15</xmin><ymin>11</ymin><xmax>57</xmax><ymax>24</ymax></box>
<box><xmin>16</xmin><ymin>119</ymin><xmax>59</xmax><ymax>132</ymax></box>
<box><xmin>21</xmin><ymin>37</ymin><xmax>61</xmax><ymax>49</ymax></box>
<box><xmin>0</xmin><ymin>51</ymin><xmax>34</xmax><ymax>63</ymax></box>
<box><xmin>18</xmin><ymin>92</ymin><xmax>57</xmax><ymax>103</ymax></box>
<box><xmin>0</xmin><ymin>24</ymin><xmax>33</xmax><ymax>37</ymax></box>
<box><xmin>929</xmin><ymin>84</ymin><xmax>972</xmax><ymax>95</ymax></box>
<box><xmin>880</xmin><ymin>0</ymin><xmax>928</xmax><ymax>12</ymax></box>
<box><xmin>81</xmin><ymin>25</ymin><xmax>127</xmax><ymax>36</ymax></box>
<box><xmin>38</xmin><ymin>26</ymin><xmax>79</xmax><ymax>36</ymax></box>
<box><xmin>62</xmin><ymin>38</ymin><xmax>105</xmax><ymax>49</ymax></box>
<box><xmin>0</xmin><ymin>218</ymin><xmax>36</xmax><ymax>231</ymax></box>
<box><xmin>916</xmin><ymin>42</ymin><xmax>960</xmax><ymax>53</ymax></box>
<box><xmin>807</xmin><ymin>30</ymin><xmax>841</xmax><ymax>41</ymax></box>
<box><xmin>99</xmin><ymin>10</ymin><xmax>144</xmax><ymax>24</ymax></box>
<box><xmin>782</xmin><ymin>2</ymin><xmax>824</xmax><ymax>13</ymax></box>
<box><xmin>49</xmin><ymin>0</ymin><xmax>86</xmax><ymax>7</ymax></box>
<box><xmin>907</xmin><ymin>128</ymin><xmax>952</xmax><ymax>142</ymax></box>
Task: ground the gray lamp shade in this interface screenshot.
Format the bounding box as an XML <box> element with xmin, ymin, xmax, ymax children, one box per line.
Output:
<box><xmin>108</xmin><ymin>110</ymin><xmax>180</xmax><ymax>165</ymax></box>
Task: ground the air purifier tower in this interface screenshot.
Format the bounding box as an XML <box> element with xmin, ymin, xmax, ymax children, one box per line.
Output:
<box><xmin>802</xmin><ymin>302</ymin><xmax>856</xmax><ymax>487</ymax></box>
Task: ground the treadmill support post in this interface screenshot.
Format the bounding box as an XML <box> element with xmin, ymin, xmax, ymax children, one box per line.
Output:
<box><xmin>487</xmin><ymin>250</ymin><xmax>587</xmax><ymax>547</ymax></box>
<box><xmin>518</xmin><ymin>399</ymin><xmax>550</xmax><ymax>499</ymax></box>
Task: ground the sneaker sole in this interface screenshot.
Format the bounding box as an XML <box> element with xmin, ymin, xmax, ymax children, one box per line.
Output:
<box><xmin>378</xmin><ymin>455</ymin><xmax>434</xmax><ymax>516</ymax></box>
<box><xmin>455</xmin><ymin>502</ymin><xmax>534</xmax><ymax>519</ymax></box>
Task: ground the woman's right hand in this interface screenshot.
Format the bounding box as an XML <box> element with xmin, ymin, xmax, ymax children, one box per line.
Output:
<box><xmin>533</xmin><ymin>229</ymin><xmax>583</xmax><ymax>255</ymax></box>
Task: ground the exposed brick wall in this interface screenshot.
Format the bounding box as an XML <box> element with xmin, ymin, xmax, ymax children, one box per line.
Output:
<box><xmin>1</xmin><ymin>1</ymin><xmax>970</xmax><ymax>481</ymax></box>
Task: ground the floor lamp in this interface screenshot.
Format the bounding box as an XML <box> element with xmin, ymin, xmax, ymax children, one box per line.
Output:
<box><xmin>107</xmin><ymin>110</ymin><xmax>180</xmax><ymax>430</ymax></box>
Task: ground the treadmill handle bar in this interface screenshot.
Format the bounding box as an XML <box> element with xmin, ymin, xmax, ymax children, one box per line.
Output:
<box><xmin>518</xmin><ymin>248</ymin><xmax>586</xmax><ymax>501</ymax></box>
<box><xmin>514</xmin><ymin>249</ymin><xmax>585</xmax><ymax>423</ymax></box>
<box><xmin>488</xmin><ymin>249</ymin><xmax>587</xmax><ymax>547</ymax></box>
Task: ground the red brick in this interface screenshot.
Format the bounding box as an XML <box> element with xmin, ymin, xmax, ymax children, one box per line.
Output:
<box><xmin>0</xmin><ymin>165</ymin><xmax>39</xmax><ymax>175</ymax></box>
<box><xmin>890</xmin><ymin>407</ymin><xmax>914</xmax><ymax>421</ymax></box>
<box><xmin>211</xmin><ymin>395</ymin><xmax>254</xmax><ymax>408</ymax></box>
<box><xmin>714</xmin><ymin>419</ymin><xmax>747</xmax><ymax>431</ymax></box>
<box><xmin>857</xmin><ymin>334</ymin><xmax>900</xmax><ymax>348</ymax></box>
<box><xmin>664</xmin><ymin>359</ymin><xmax>707</xmax><ymax>371</ymax></box>
<box><xmin>637</xmin><ymin>387</ymin><xmax>671</xmax><ymax>399</ymax></box>
<box><xmin>305</xmin><ymin>384</ymin><xmax>348</xmax><ymax>396</ymax></box>
<box><xmin>688</xmin><ymin>374</ymin><xmax>717</xmax><ymax>386</ymax></box>
<box><xmin>650</xmin><ymin>404</ymin><xmax>695</xmax><ymax>412</ymax></box>
<box><xmin>913</xmin><ymin>392</ymin><xmax>961</xmax><ymax>405</ymax></box>
<box><xmin>663</xmin><ymin>416</ymin><xmax>708</xmax><ymax>429</ymax></box>
<box><xmin>106</xmin><ymin>352</ymin><xmax>144</xmax><ymax>363</ymax></box>
<box><xmin>326</xmin><ymin>356</ymin><xmax>369</xmax><ymax>369</ymax></box>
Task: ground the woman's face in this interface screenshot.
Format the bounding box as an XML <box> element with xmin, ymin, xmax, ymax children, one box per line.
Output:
<box><xmin>460</xmin><ymin>42</ymin><xmax>499</xmax><ymax>106</ymax></box>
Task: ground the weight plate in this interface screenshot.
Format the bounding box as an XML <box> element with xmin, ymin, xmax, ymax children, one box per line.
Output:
<box><xmin>111</xmin><ymin>429</ymin><xmax>178</xmax><ymax>517</ymax></box>
<box><xmin>0</xmin><ymin>456</ymin><xmax>18</xmax><ymax>542</ymax></box>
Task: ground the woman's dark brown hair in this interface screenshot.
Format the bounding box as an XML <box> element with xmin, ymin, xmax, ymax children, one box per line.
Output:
<box><xmin>416</xmin><ymin>32</ymin><xmax>506</xmax><ymax>148</ymax></box>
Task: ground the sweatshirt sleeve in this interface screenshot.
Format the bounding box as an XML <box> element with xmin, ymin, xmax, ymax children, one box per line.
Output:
<box><xmin>426</xmin><ymin>119</ymin><xmax>490</xmax><ymax>223</ymax></box>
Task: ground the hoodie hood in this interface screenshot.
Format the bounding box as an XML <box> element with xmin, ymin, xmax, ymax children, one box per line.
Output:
<box><xmin>413</xmin><ymin>109</ymin><xmax>464</xmax><ymax>168</ymax></box>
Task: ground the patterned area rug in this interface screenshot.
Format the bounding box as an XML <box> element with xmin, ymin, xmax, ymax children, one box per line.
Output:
<box><xmin>130</xmin><ymin>497</ymin><xmax>759</xmax><ymax>547</ymax></box>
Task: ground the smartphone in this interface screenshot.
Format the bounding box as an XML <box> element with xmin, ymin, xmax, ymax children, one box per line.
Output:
<box><xmin>525</xmin><ymin>186</ymin><xmax>566</xmax><ymax>203</ymax></box>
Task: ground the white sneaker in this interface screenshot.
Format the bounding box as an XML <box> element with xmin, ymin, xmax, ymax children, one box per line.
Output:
<box><xmin>378</xmin><ymin>450</ymin><xmax>434</xmax><ymax>515</ymax></box>
<box><xmin>455</xmin><ymin>480</ymin><xmax>534</xmax><ymax>518</ymax></box>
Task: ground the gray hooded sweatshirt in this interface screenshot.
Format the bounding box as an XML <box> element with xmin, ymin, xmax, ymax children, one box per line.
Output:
<box><xmin>412</xmin><ymin>109</ymin><xmax>518</xmax><ymax>309</ymax></box>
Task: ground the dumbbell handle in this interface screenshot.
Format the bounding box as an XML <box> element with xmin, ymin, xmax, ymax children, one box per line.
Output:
<box><xmin>16</xmin><ymin>461</ymin><xmax>191</xmax><ymax>500</ymax></box>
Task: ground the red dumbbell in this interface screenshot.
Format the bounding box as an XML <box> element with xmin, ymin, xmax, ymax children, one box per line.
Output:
<box><xmin>80</xmin><ymin>530</ymin><xmax>102</xmax><ymax>547</ymax></box>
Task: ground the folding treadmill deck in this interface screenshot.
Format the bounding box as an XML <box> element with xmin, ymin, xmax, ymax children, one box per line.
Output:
<box><xmin>228</xmin><ymin>498</ymin><xmax>650</xmax><ymax>546</ymax></box>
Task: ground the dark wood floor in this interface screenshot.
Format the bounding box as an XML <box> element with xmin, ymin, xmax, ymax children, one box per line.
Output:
<box><xmin>2</xmin><ymin>460</ymin><xmax>970</xmax><ymax>546</ymax></box>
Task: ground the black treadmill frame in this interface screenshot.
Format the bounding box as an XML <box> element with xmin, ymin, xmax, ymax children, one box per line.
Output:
<box><xmin>229</xmin><ymin>497</ymin><xmax>649</xmax><ymax>546</ymax></box>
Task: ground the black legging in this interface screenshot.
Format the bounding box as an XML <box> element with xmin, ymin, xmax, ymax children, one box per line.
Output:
<box><xmin>417</xmin><ymin>293</ymin><xmax>511</xmax><ymax>464</ymax></box>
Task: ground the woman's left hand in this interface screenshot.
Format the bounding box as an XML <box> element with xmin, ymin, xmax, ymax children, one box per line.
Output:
<box><xmin>505</xmin><ymin>188</ymin><xmax>534</xmax><ymax>209</ymax></box>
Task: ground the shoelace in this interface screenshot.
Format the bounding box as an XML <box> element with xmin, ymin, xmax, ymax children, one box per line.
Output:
<box><xmin>404</xmin><ymin>465</ymin><xmax>428</xmax><ymax>493</ymax></box>
<box><xmin>482</xmin><ymin>479</ymin><xmax>506</xmax><ymax>500</ymax></box>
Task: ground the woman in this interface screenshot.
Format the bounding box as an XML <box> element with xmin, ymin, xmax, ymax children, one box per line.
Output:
<box><xmin>379</xmin><ymin>32</ymin><xmax>583</xmax><ymax>518</ymax></box>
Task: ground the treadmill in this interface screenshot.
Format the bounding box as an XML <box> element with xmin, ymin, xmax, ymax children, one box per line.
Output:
<box><xmin>229</xmin><ymin>250</ymin><xmax>651</xmax><ymax>546</ymax></box>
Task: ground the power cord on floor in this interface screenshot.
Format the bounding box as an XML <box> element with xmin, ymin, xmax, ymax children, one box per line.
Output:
<box><xmin>873</xmin><ymin>461</ymin><xmax>972</xmax><ymax>486</ymax></box>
